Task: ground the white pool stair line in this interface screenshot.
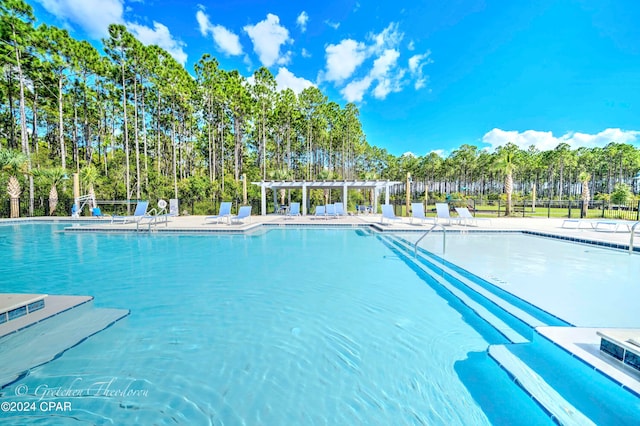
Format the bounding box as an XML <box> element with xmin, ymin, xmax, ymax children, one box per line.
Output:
<box><xmin>384</xmin><ymin>233</ymin><xmax>600</xmax><ymax>425</ymax></box>
<box><xmin>393</xmin><ymin>235</ymin><xmax>548</xmax><ymax>329</ymax></box>
<box><xmin>488</xmin><ymin>345</ymin><xmax>596</xmax><ymax>426</ymax></box>
<box><xmin>380</xmin><ymin>234</ymin><xmax>529</xmax><ymax>344</ymax></box>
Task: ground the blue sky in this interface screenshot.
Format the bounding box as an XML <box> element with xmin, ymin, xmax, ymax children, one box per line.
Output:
<box><xmin>30</xmin><ymin>0</ymin><xmax>640</xmax><ymax>156</ymax></box>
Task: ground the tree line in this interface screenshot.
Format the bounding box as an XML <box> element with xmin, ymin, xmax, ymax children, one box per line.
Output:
<box><xmin>1</xmin><ymin>0</ymin><xmax>639</xmax><ymax>218</ymax></box>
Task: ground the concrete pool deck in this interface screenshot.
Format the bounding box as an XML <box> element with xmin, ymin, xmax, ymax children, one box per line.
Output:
<box><xmin>4</xmin><ymin>214</ymin><xmax>640</xmax><ymax>394</ymax></box>
<box><xmin>21</xmin><ymin>213</ymin><xmax>639</xmax><ymax>248</ymax></box>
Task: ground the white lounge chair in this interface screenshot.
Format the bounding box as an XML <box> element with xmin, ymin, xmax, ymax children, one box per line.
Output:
<box><xmin>111</xmin><ymin>201</ymin><xmax>149</xmax><ymax>224</ymax></box>
<box><xmin>205</xmin><ymin>201</ymin><xmax>232</xmax><ymax>224</ymax></box>
<box><xmin>285</xmin><ymin>202</ymin><xmax>300</xmax><ymax>219</ymax></box>
<box><xmin>381</xmin><ymin>204</ymin><xmax>402</xmax><ymax>225</ymax></box>
<box><xmin>435</xmin><ymin>203</ymin><xmax>463</xmax><ymax>225</ymax></box>
<box><xmin>230</xmin><ymin>206</ymin><xmax>252</xmax><ymax>224</ymax></box>
<box><xmin>455</xmin><ymin>207</ymin><xmax>491</xmax><ymax>226</ymax></box>
<box><xmin>561</xmin><ymin>218</ymin><xmax>597</xmax><ymax>229</ymax></box>
<box><xmin>594</xmin><ymin>220</ymin><xmax>633</xmax><ymax>232</ymax></box>
<box><xmin>411</xmin><ymin>203</ymin><xmax>435</xmax><ymax>225</ymax></box>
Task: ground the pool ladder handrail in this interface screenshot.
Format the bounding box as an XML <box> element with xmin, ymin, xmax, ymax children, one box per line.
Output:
<box><xmin>629</xmin><ymin>221</ymin><xmax>640</xmax><ymax>254</ymax></box>
<box><xmin>414</xmin><ymin>223</ymin><xmax>446</xmax><ymax>258</ymax></box>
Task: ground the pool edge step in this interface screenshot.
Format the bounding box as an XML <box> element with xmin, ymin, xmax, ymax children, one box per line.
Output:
<box><xmin>0</xmin><ymin>304</ymin><xmax>129</xmax><ymax>388</ymax></box>
<box><xmin>488</xmin><ymin>344</ymin><xmax>596</xmax><ymax>426</ymax></box>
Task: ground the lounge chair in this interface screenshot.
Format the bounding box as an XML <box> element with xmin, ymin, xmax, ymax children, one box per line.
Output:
<box><xmin>325</xmin><ymin>203</ymin><xmax>337</xmax><ymax>218</ymax></box>
<box><xmin>594</xmin><ymin>220</ymin><xmax>633</xmax><ymax>232</ymax></box>
<box><xmin>455</xmin><ymin>207</ymin><xmax>491</xmax><ymax>226</ymax></box>
<box><xmin>561</xmin><ymin>218</ymin><xmax>597</xmax><ymax>229</ymax></box>
<box><xmin>314</xmin><ymin>205</ymin><xmax>326</xmax><ymax>219</ymax></box>
<box><xmin>111</xmin><ymin>201</ymin><xmax>149</xmax><ymax>224</ymax></box>
<box><xmin>334</xmin><ymin>202</ymin><xmax>346</xmax><ymax>216</ymax></box>
<box><xmin>435</xmin><ymin>203</ymin><xmax>463</xmax><ymax>225</ymax></box>
<box><xmin>381</xmin><ymin>204</ymin><xmax>402</xmax><ymax>225</ymax></box>
<box><xmin>411</xmin><ymin>203</ymin><xmax>435</xmax><ymax>225</ymax></box>
<box><xmin>230</xmin><ymin>206</ymin><xmax>252</xmax><ymax>224</ymax></box>
<box><xmin>205</xmin><ymin>201</ymin><xmax>232</xmax><ymax>224</ymax></box>
<box><xmin>285</xmin><ymin>202</ymin><xmax>300</xmax><ymax>219</ymax></box>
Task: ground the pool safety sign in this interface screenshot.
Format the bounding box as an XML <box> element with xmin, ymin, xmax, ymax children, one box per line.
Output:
<box><xmin>170</xmin><ymin>199</ymin><xmax>179</xmax><ymax>216</ymax></box>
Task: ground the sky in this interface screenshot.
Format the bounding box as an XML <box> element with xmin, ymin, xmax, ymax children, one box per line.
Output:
<box><xmin>28</xmin><ymin>0</ymin><xmax>640</xmax><ymax>157</ymax></box>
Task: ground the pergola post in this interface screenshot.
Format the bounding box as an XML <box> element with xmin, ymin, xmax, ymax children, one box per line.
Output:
<box><xmin>342</xmin><ymin>182</ymin><xmax>348</xmax><ymax>212</ymax></box>
<box><xmin>273</xmin><ymin>186</ymin><xmax>278</xmax><ymax>214</ymax></box>
<box><xmin>302</xmin><ymin>182</ymin><xmax>307</xmax><ymax>216</ymax></box>
<box><xmin>385</xmin><ymin>181</ymin><xmax>390</xmax><ymax>205</ymax></box>
<box><xmin>261</xmin><ymin>183</ymin><xmax>266</xmax><ymax>216</ymax></box>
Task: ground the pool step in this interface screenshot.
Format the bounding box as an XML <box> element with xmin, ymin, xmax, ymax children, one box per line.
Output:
<box><xmin>395</xmin><ymin>234</ymin><xmax>568</xmax><ymax>327</ymax></box>
<box><xmin>383</xmin><ymin>235</ymin><xmax>569</xmax><ymax>336</ymax></box>
<box><xmin>380</xmin><ymin>235</ymin><xmax>532</xmax><ymax>343</ymax></box>
<box><xmin>0</xmin><ymin>296</ymin><xmax>129</xmax><ymax>387</ymax></box>
<box><xmin>489</xmin><ymin>345</ymin><xmax>595</xmax><ymax>425</ymax></box>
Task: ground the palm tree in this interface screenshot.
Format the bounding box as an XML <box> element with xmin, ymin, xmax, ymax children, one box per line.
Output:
<box><xmin>0</xmin><ymin>149</ymin><xmax>29</xmax><ymax>218</ymax></box>
<box><xmin>80</xmin><ymin>165</ymin><xmax>99</xmax><ymax>209</ymax></box>
<box><xmin>493</xmin><ymin>143</ymin><xmax>519</xmax><ymax>216</ymax></box>
<box><xmin>578</xmin><ymin>171</ymin><xmax>591</xmax><ymax>218</ymax></box>
<box><xmin>32</xmin><ymin>167</ymin><xmax>66</xmax><ymax>215</ymax></box>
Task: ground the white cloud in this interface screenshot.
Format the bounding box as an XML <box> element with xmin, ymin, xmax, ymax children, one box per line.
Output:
<box><xmin>408</xmin><ymin>51</ymin><xmax>433</xmax><ymax>89</ymax></box>
<box><xmin>196</xmin><ymin>8</ymin><xmax>243</xmax><ymax>56</ymax></box>
<box><xmin>275</xmin><ymin>67</ymin><xmax>314</xmax><ymax>94</ymax></box>
<box><xmin>35</xmin><ymin>0</ymin><xmax>187</xmax><ymax>65</ymax></box>
<box><xmin>301</xmin><ymin>48</ymin><xmax>311</xmax><ymax>58</ymax></box>
<box><xmin>296</xmin><ymin>11</ymin><xmax>309</xmax><ymax>32</ymax></box>
<box><xmin>371</xmin><ymin>49</ymin><xmax>403</xmax><ymax>99</ymax></box>
<box><xmin>211</xmin><ymin>26</ymin><xmax>243</xmax><ymax>56</ymax></box>
<box><xmin>325</xmin><ymin>20</ymin><xmax>340</xmax><ymax>29</ymax></box>
<box><xmin>244</xmin><ymin>14</ymin><xmax>292</xmax><ymax>67</ymax></box>
<box><xmin>195</xmin><ymin>9</ymin><xmax>210</xmax><ymax>36</ymax></box>
<box><xmin>321</xmin><ymin>39</ymin><xmax>368</xmax><ymax>82</ymax></box>
<box><xmin>407</xmin><ymin>40</ymin><xmax>415</xmax><ymax>51</ymax></box>
<box><xmin>35</xmin><ymin>0</ymin><xmax>124</xmax><ymax>38</ymax></box>
<box><xmin>317</xmin><ymin>21</ymin><xmax>431</xmax><ymax>102</ymax></box>
<box><xmin>127</xmin><ymin>22</ymin><xmax>188</xmax><ymax>65</ymax></box>
<box><xmin>341</xmin><ymin>77</ymin><xmax>373</xmax><ymax>103</ymax></box>
<box><xmin>369</xmin><ymin>22</ymin><xmax>403</xmax><ymax>54</ymax></box>
<box><xmin>482</xmin><ymin>128</ymin><xmax>640</xmax><ymax>152</ymax></box>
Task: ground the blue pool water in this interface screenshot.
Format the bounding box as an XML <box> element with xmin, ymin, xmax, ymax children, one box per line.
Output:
<box><xmin>0</xmin><ymin>224</ymin><xmax>634</xmax><ymax>424</ymax></box>
<box><xmin>404</xmin><ymin>231</ymin><xmax>640</xmax><ymax>328</ymax></box>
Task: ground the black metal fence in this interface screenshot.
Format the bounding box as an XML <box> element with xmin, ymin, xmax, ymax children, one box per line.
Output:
<box><xmin>386</xmin><ymin>197</ymin><xmax>640</xmax><ymax>220</ymax></box>
<box><xmin>2</xmin><ymin>195</ymin><xmax>640</xmax><ymax>221</ymax></box>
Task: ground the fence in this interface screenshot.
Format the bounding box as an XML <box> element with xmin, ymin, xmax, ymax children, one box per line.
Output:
<box><xmin>386</xmin><ymin>198</ymin><xmax>640</xmax><ymax>221</ymax></box>
<box><xmin>2</xmin><ymin>195</ymin><xmax>639</xmax><ymax>221</ymax></box>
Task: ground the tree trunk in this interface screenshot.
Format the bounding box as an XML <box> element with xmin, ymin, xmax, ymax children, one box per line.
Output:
<box><xmin>505</xmin><ymin>172</ymin><xmax>513</xmax><ymax>216</ymax></box>
<box><xmin>8</xmin><ymin>176</ymin><xmax>21</xmax><ymax>218</ymax></box>
<box><xmin>49</xmin><ymin>185</ymin><xmax>58</xmax><ymax>215</ymax></box>
<box><xmin>58</xmin><ymin>77</ymin><xmax>66</xmax><ymax>169</ymax></box>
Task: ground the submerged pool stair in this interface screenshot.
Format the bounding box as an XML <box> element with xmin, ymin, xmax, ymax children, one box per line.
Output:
<box><xmin>379</xmin><ymin>234</ymin><xmax>640</xmax><ymax>425</ymax></box>
<box><xmin>0</xmin><ymin>294</ymin><xmax>129</xmax><ymax>388</ymax></box>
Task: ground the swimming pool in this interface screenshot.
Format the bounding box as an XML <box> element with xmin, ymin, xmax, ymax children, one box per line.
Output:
<box><xmin>0</xmin><ymin>224</ymin><xmax>638</xmax><ymax>424</ymax></box>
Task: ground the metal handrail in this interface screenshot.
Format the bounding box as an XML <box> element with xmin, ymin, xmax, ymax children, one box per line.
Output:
<box><xmin>629</xmin><ymin>221</ymin><xmax>640</xmax><ymax>254</ymax></box>
<box><xmin>414</xmin><ymin>223</ymin><xmax>446</xmax><ymax>258</ymax></box>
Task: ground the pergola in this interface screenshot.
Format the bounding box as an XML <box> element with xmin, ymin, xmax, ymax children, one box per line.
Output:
<box><xmin>251</xmin><ymin>180</ymin><xmax>403</xmax><ymax>216</ymax></box>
